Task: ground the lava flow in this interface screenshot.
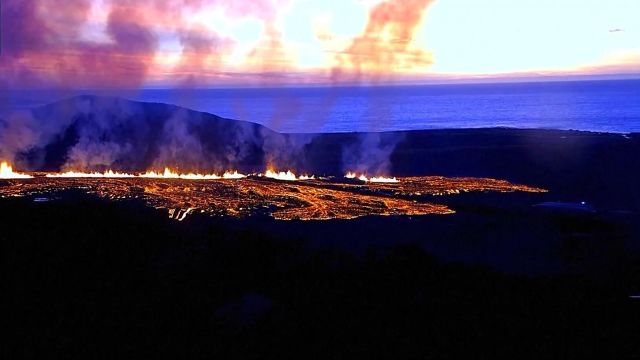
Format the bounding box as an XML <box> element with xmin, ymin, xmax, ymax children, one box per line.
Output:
<box><xmin>0</xmin><ymin>162</ymin><xmax>546</xmax><ymax>221</ymax></box>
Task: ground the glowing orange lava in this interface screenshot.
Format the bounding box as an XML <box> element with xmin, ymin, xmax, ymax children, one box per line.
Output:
<box><xmin>0</xmin><ymin>171</ymin><xmax>546</xmax><ymax>221</ymax></box>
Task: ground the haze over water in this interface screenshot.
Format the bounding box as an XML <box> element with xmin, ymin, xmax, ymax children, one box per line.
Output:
<box><xmin>139</xmin><ymin>79</ymin><xmax>640</xmax><ymax>133</ymax></box>
<box><xmin>6</xmin><ymin>79</ymin><xmax>640</xmax><ymax>134</ymax></box>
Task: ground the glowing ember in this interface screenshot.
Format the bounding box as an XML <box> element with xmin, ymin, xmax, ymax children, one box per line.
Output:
<box><xmin>0</xmin><ymin>162</ymin><xmax>33</xmax><ymax>179</ymax></box>
<box><xmin>345</xmin><ymin>172</ymin><xmax>399</xmax><ymax>183</ymax></box>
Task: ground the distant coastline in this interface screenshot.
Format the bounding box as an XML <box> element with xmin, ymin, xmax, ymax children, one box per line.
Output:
<box><xmin>3</xmin><ymin>79</ymin><xmax>640</xmax><ymax>134</ymax></box>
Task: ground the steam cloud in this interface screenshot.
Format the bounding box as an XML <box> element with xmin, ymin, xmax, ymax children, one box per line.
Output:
<box><xmin>1</xmin><ymin>0</ymin><xmax>435</xmax><ymax>88</ymax></box>
<box><xmin>0</xmin><ymin>96</ymin><xmax>411</xmax><ymax>175</ymax></box>
<box><xmin>0</xmin><ymin>96</ymin><xmax>314</xmax><ymax>172</ymax></box>
<box><xmin>341</xmin><ymin>132</ymin><xmax>406</xmax><ymax>175</ymax></box>
<box><xmin>0</xmin><ymin>0</ymin><xmax>285</xmax><ymax>89</ymax></box>
<box><xmin>0</xmin><ymin>0</ymin><xmax>433</xmax><ymax>175</ymax></box>
<box><xmin>329</xmin><ymin>0</ymin><xmax>434</xmax><ymax>171</ymax></box>
<box><xmin>332</xmin><ymin>0</ymin><xmax>435</xmax><ymax>81</ymax></box>
<box><xmin>0</xmin><ymin>0</ymin><xmax>158</xmax><ymax>89</ymax></box>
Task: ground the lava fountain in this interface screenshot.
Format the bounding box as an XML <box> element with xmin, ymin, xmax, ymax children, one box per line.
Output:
<box><xmin>345</xmin><ymin>172</ymin><xmax>399</xmax><ymax>183</ymax></box>
<box><xmin>46</xmin><ymin>170</ymin><xmax>136</xmax><ymax>178</ymax></box>
<box><xmin>139</xmin><ymin>168</ymin><xmax>246</xmax><ymax>180</ymax></box>
<box><xmin>44</xmin><ymin>168</ymin><xmax>247</xmax><ymax>180</ymax></box>
<box><xmin>263</xmin><ymin>169</ymin><xmax>314</xmax><ymax>181</ymax></box>
<box><xmin>0</xmin><ymin>165</ymin><xmax>546</xmax><ymax>221</ymax></box>
<box><xmin>0</xmin><ymin>162</ymin><xmax>33</xmax><ymax>179</ymax></box>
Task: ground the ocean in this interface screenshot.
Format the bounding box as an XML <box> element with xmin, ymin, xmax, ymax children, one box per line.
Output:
<box><xmin>5</xmin><ymin>79</ymin><xmax>640</xmax><ymax>133</ymax></box>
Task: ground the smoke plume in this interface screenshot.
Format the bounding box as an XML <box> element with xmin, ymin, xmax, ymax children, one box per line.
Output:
<box><xmin>332</xmin><ymin>0</ymin><xmax>435</xmax><ymax>82</ymax></box>
<box><xmin>341</xmin><ymin>132</ymin><xmax>405</xmax><ymax>175</ymax></box>
<box><xmin>0</xmin><ymin>96</ymin><xmax>299</xmax><ymax>172</ymax></box>
<box><xmin>0</xmin><ymin>0</ymin><xmax>433</xmax><ymax>176</ymax></box>
<box><xmin>0</xmin><ymin>0</ymin><xmax>159</xmax><ymax>89</ymax></box>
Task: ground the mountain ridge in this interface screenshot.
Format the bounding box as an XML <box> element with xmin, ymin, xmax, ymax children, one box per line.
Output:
<box><xmin>2</xmin><ymin>95</ymin><xmax>639</xmax><ymax>211</ymax></box>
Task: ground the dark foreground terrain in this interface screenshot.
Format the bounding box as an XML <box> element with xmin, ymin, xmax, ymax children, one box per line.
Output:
<box><xmin>3</xmin><ymin>102</ymin><xmax>640</xmax><ymax>358</ymax></box>
<box><xmin>4</xmin><ymin>192</ymin><xmax>639</xmax><ymax>358</ymax></box>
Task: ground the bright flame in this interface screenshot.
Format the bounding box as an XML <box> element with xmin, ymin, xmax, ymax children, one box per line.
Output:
<box><xmin>43</xmin><ymin>168</ymin><xmax>246</xmax><ymax>180</ymax></box>
<box><xmin>264</xmin><ymin>169</ymin><xmax>297</xmax><ymax>181</ymax></box>
<box><xmin>140</xmin><ymin>168</ymin><xmax>218</xmax><ymax>180</ymax></box>
<box><xmin>369</xmin><ymin>176</ymin><xmax>399</xmax><ymax>183</ymax></box>
<box><xmin>345</xmin><ymin>172</ymin><xmax>399</xmax><ymax>183</ymax></box>
<box><xmin>140</xmin><ymin>168</ymin><xmax>246</xmax><ymax>180</ymax></box>
<box><xmin>0</xmin><ymin>162</ymin><xmax>33</xmax><ymax>179</ymax></box>
<box><xmin>46</xmin><ymin>170</ymin><xmax>135</xmax><ymax>178</ymax></box>
<box><xmin>222</xmin><ymin>171</ymin><xmax>246</xmax><ymax>179</ymax></box>
<box><xmin>263</xmin><ymin>169</ymin><xmax>315</xmax><ymax>181</ymax></box>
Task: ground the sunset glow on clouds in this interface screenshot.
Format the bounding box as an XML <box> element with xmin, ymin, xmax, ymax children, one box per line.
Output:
<box><xmin>1</xmin><ymin>0</ymin><xmax>638</xmax><ymax>88</ymax></box>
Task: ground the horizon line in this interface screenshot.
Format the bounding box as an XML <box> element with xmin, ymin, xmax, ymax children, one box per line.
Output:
<box><xmin>11</xmin><ymin>73</ymin><xmax>640</xmax><ymax>92</ymax></box>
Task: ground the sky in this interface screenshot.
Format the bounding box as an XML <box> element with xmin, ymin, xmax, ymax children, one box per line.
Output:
<box><xmin>1</xmin><ymin>0</ymin><xmax>638</xmax><ymax>89</ymax></box>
